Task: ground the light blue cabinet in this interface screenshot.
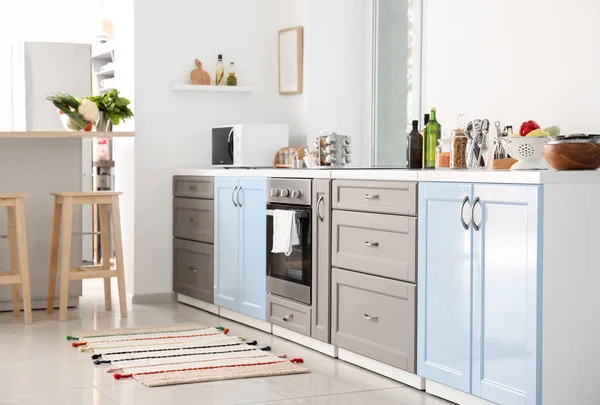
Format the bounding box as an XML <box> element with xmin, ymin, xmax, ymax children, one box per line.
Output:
<box><xmin>238</xmin><ymin>178</ymin><xmax>267</xmax><ymax>320</ymax></box>
<box><xmin>418</xmin><ymin>182</ymin><xmax>473</xmax><ymax>393</ymax></box>
<box><xmin>471</xmin><ymin>184</ymin><xmax>541</xmax><ymax>405</ymax></box>
<box><xmin>214</xmin><ymin>177</ymin><xmax>267</xmax><ymax>320</ymax></box>
<box><xmin>418</xmin><ymin>182</ymin><xmax>541</xmax><ymax>405</ymax></box>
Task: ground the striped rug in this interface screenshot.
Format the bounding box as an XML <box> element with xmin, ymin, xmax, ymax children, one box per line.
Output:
<box><xmin>68</xmin><ymin>323</ymin><xmax>309</xmax><ymax>387</ymax></box>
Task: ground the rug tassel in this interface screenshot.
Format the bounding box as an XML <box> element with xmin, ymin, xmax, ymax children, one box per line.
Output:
<box><xmin>66</xmin><ymin>335</ymin><xmax>79</xmax><ymax>341</ymax></box>
<box><xmin>113</xmin><ymin>373</ymin><xmax>133</xmax><ymax>380</ymax></box>
<box><xmin>238</xmin><ymin>336</ymin><xmax>246</xmax><ymax>342</ymax></box>
<box><xmin>91</xmin><ymin>354</ymin><xmax>103</xmax><ymax>360</ymax></box>
<box><xmin>260</xmin><ymin>346</ymin><xmax>272</xmax><ymax>351</ymax></box>
<box><xmin>94</xmin><ymin>360</ymin><xmax>111</xmax><ymax>365</ymax></box>
<box><xmin>246</xmin><ymin>340</ymin><xmax>258</xmax><ymax>346</ymax></box>
<box><xmin>79</xmin><ymin>347</ymin><xmax>94</xmax><ymax>353</ymax></box>
<box><xmin>223</xmin><ymin>328</ymin><xmax>230</xmax><ymax>335</ymax></box>
<box><xmin>215</xmin><ymin>326</ymin><xmax>225</xmax><ymax>331</ymax></box>
<box><xmin>277</xmin><ymin>354</ymin><xmax>288</xmax><ymax>359</ymax></box>
<box><xmin>290</xmin><ymin>358</ymin><xmax>304</xmax><ymax>364</ymax></box>
<box><xmin>71</xmin><ymin>342</ymin><xmax>86</xmax><ymax>348</ymax></box>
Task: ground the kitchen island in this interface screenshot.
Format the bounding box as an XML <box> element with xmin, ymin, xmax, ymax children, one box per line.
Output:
<box><xmin>172</xmin><ymin>167</ymin><xmax>600</xmax><ymax>405</ymax></box>
<box><xmin>0</xmin><ymin>131</ymin><xmax>133</xmax><ymax>312</ymax></box>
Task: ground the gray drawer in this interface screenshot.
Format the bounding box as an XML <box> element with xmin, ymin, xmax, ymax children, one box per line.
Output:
<box><xmin>332</xmin><ymin>268</ymin><xmax>416</xmax><ymax>372</ymax></box>
<box><xmin>173</xmin><ymin>238</ymin><xmax>214</xmax><ymax>303</ymax></box>
<box><xmin>173</xmin><ymin>176</ymin><xmax>214</xmax><ymax>199</ymax></box>
<box><xmin>332</xmin><ymin>180</ymin><xmax>417</xmax><ymax>215</ymax></box>
<box><xmin>173</xmin><ymin>198</ymin><xmax>214</xmax><ymax>243</ymax></box>
<box><xmin>267</xmin><ymin>295</ymin><xmax>311</xmax><ymax>336</ymax></box>
<box><xmin>332</xmin><ymin>210</ymin><xmax>417</xmax><ymax>282</ymax></box>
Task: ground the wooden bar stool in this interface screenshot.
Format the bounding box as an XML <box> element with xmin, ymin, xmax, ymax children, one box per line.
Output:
<box><xmin>46</xmin><ymin>192</ymin><xmax>127</xmax><ymax>321</ymax></box>
<box><xmin>0</xmin><ymin>194</ymin><xmax>32</xmax><ymax>324</ymax></box>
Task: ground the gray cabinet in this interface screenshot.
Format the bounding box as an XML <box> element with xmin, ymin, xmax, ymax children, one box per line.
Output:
<box><xmin>173</xmin><ymin>198</ymin><xmax>214</xmax><ymax>243</ymax></box>
<box><xmin>331</xmin><ymin>268</ymin><xmax>416</xmax><ymax>372</ymax></box>
<box><xmin>312</xmin><ymin>179</ymin><xmax>331</xmax><ymax>342</ymax></box>
<box><xmin>332</xmin><ymin>210</ymin><xmax>417</xmax><ymax>282</ymax></box>
<box><xmin>173</xmin><ymin>176</ymin><xmax>214</xmax><ymax>304</ymax></box>
<box><xmin>267</xmin><ymin>295</ymin><xmax>312</xmax><ymax>336</ymax></box>
<box><xmin>173</xmin><ymin>176</ymin><xmax>214</xmax><ymax>199</ymax></box>
<box><xmin>173</xmin><ymin>239</ymin><xmax>214</xmax><ymax>302</ymax></box>
<box><xmin>332</xmin><ymin>180</ymin><xmax>417</xmax><ymax>215</ymax></box>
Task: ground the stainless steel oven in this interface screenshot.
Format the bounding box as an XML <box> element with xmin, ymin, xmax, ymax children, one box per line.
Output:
<box><xmin>266</xmin><ymin>178</ymin><xmax>312</xmax><ymax>305</ymax></box>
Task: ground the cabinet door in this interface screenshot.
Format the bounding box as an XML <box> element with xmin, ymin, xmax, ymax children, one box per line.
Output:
<box><xmin>213</xmin><ymin>177</ymin><xmax>240</xmax><ymax>311</ymax></box>
<box><xmin>312</xmin><ymin>179</ymin><xmax>331</xmax><ymax>342</ymax></box>
<box><xmin>173</xmin><ymin>238</ymin><xmax>214</xmax><ymax>303</ymax></box>
<box><xmin>417</xmin><ymin>182</ymin><xmax>473</xmax><ymax>393</ymax></box>
<box><xmin>237</xmin><ymin>177</ymin><xmax>267</xmax><ymax>320</ymax></box>
<box><xmin>472</xmin><ymin>185</ymin><xmax>541</xmax><ymax>405</ymax></box>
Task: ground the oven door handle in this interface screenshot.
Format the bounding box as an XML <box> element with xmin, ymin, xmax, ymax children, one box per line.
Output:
<box><xmin>266</xmin><ymin>209</ymin><xmax>310</xmax><ymax>218</ymax></box>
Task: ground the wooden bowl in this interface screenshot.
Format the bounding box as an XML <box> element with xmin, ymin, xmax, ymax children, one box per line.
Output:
<box><xmin>543</xmin><ymin>143</ymin><xmax>600</xmax><ymax>170</ymax></box>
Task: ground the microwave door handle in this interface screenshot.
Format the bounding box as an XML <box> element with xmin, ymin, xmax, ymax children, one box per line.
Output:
<box><xmin>227</xmin><ymin>128</ymin><xmax>234</xmax><ymax>161</ymax></box>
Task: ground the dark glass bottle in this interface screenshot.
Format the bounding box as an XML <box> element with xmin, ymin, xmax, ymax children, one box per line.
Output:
<box><xmin>407</xmin><ymin>120</ymin><xmax>423</xmax><ymax>168</ymax></box>
<box><xmin>424</xmin><ymin>108</ymin><xmax>441</xmax><ymax>168</ymax></box>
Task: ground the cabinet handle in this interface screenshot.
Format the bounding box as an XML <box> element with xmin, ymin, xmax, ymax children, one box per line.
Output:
<box><xmin>364</xmin><ymin>314</ymin><xmax>378</xmax><ymax>321</ymax></box>
<box><xmin>317</xmin><ymin>196</ymin><xmax>325</xmax><ymax>222</ymax></box>
<box><xmin>365</xmin><ymin>194</ymin><xmax>379</xmax><ymax>200</ymax></box>
<box><xmin>232</xmin><ymin>186</ymin><xmax>238</xmax><ymax>207</ymax></box>
<box><xmin>472</xmin><ymin>197</ymin><xmax>481</xmax><ymax>232</ymax></box>
<box><xmin>460</xmin><ymin>196</ymin><xmax>470</xmax><ymax>230</ymax></box>
<box><xmin>188</xmin><ymin>217</ymin><xmax>197</xmax><ymax>223</ymax></box>
<box><xmin>283</xmin><ymin>314</ymin><xmax>294</xmax><ymax>322</ymax></box>
<box><xmin>188</xmin><ymin>267</ymin><xmax>198</xmax><ymax>273</ymax></box>
<box><xmin>236</xmin><ymin>186</ymin><xmax>242</xmax><ymax>207</ymax></box>
<box><xmin>365</xmin><ymin>241</ymin><xmax>379</xmax><ymax>247</ymax></box>
<box><xmin>189</xmin><ymin>185</ymin><xmax>197</xmax><ymax>192</ymax></box>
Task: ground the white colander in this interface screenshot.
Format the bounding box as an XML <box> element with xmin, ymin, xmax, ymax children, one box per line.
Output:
<box><xmin>500</xmin><ymin>137</ymin><xmax>549</xmax><ymax>170</ymax></box>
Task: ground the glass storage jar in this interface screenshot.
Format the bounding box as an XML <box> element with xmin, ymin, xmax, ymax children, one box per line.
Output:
<box><xmin>435</xmin><ymin>138</ymin><xmax>451</xmax><ymax>168</ymax></box>
<box><xmin>451</xmin><ymin>129</ymin><xmax>468</xmax><ymax>169</ymax></box>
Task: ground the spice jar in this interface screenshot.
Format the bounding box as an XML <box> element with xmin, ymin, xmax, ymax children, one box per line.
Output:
<box><xmin>435</xmin><ymin>138</ymin><xmax>451</xmax><ymax>168</ymax></box>
<box><xmin>451</xmin><ymin>129</ymin><xmax>468</xmax><ymax>169</ymax></box>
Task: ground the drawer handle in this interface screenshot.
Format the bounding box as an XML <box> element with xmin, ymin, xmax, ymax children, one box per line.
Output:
<box><xmin>188</xmin><ymin>217</ymin><xmax>197</xmax><ymax>223</ymax></box>
<box><xmin>365</xmin><ymin>194</ymin><xmax>380</xmax><ymax>200</ymax></box>
<box><xmin>283</xmin><ymin>314</ymin><xmax>294</xmax><ymax>322</ymax></box>
<box><xmin>365</xmin><ymin>241</ymin><xmax>379</xmax><ymax>247</ymax></box>
<box><xmin>188</xmin><ymin>267</ymin><xmax>198</xmax><ymax>273</ymax></box>
<box><xmin>189</xmin><ymin>185</ymin><xmax>197</xmax><ymax>191</ymax></box>
<box><xmin>364</xmin><ymin>314</ymin><xmax>378</xmax><ymax>321</ymax></box>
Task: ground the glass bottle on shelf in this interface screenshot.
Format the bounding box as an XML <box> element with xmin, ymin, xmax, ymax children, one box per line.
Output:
<box><xmin>407</xmin><ymin>120</ymin><xmax>422</xmax><ymax>169</ymax></box>
<box><xmin>227</xmin><ymin>62</ymin><xmax>238</xmax><ymax>86</ymax></box>
<box><xmin>435</xmin><ymin>137</ymin><xmax>451</xmax><ymax>168</ymax></box>
<box><xmin>424</xmin><ymin>108</ymin><xmax>441</xmax><ymax>168</ymax></box>
<box><xmin>215</xmin><ymin>54</ymin><xmax>225</xmax><ymax>85</ymax></box>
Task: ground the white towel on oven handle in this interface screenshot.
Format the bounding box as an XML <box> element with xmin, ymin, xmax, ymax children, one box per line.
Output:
<box><xmin>271</xmin><ymin>209</ymin><xmax>300</xmax><ymax>256</ymax></box>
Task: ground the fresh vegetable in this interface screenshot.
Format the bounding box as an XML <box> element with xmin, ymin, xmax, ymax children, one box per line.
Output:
<box><xmin>526</xmin><ymin>129</ymin><xmax>550</xmax><ymax>138</ymax></box>
<box><xmin>519</xmin><ymin>120</ymin><xmax>541</xmax><ymax>137</ymax></box>
<box><xmin>544</xmin><ymin>126</ymin><xmax>560</xmax><ymax>137</ymax></box>
<box><xmin>85</xmin><ymin>89</ymin><xmax>133</xmax><ymax>126</ymax></box>
<box><xmin>84</xmin><ymin>121</ymin><xmax>93</xmax><ymax>132</ymax></box>
<box><xmin>46</xmin><ymin>93</ymin><xmax>87</xmax><ymax>130</ymax></box>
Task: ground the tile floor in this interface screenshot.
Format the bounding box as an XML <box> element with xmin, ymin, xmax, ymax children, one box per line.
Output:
<box><xmin>0</xmin><ymin>282</ymin><xmax>451</xmax><ymax>405</ymax></box>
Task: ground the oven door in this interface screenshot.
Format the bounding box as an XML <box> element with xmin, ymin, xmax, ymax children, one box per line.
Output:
<box><xmin>212</xmin><ymin>126</ymin><xmax>234</xmax><ymax>165</ymax></box>
<box><xmin>266</xmin><ymin>204</ymin><xmax>312</xmax><ymax>305</ymax></box>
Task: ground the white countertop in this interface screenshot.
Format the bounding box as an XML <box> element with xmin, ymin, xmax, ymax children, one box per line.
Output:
<box><xmin>175</xmin><ymin>167</ymin><xmax>600</xmax><ymax>184</ymax></box>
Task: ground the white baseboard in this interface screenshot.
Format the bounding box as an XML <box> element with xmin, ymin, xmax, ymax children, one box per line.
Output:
<box><xmin>131</xmin><ymin>292</ymin><xmax>176</xmax><ymax>305</ymax></box>
<box><xmin>338</xmin><ymin>348</ymin><xmax>425</xmax><ymax>390</ymax></box>
<box><xmin>272</xmin><ymin>325</ymin><xmax>338</xmax><ymax>357</ymax></box>
<box><xmin>4</xmin><ymin>297</ymin><xmax>79</xmax><ymax>311</ymax></box>
<box><xmin>177</xmin><ymin>294</ymin><xmax>219</xmax><ymax>315</ymax></box>
<box><xmin>426</xmin><ymin>380</ymin><xmax>496</xmax><ymax>405</ymax></box>
<box><xmin>219</xmin><ymin>307</ymin><xmax>272</xmax><ymax>333</ymax></box>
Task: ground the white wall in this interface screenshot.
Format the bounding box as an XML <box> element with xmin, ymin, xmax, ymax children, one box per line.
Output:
<box><xmin>424</xmin><ymin>0</ymin><xmax>600</xmax><ymax>135</ymax></box>
<box><xmin>133</xmin><ymin>0</ymin><xmax>307</xmax><ymax>298</ymax></box>
<box><xmin>305</xmin><ymin>0</ymin><xmax>367</xmax><ymax>166</ymax></box>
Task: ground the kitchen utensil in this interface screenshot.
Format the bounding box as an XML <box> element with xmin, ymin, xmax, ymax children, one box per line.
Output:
<box><xmin>457</xmin><ymin>114</ymin><xmax>469</xmax><ymax>131</ymax></box>
<box><xmin>493</xmin><ymin>121</ymin><xmax>507</xmax><ymax>160</ymax></box>
<box><xmin>543</xmin><ymin>134</ymin><xmax>600</xmax><ymax>170</ymax></box>
<box><xmin>500</xmin><ymin>136</ymin><xmax>549</xmax><ymax>170</ymax></box>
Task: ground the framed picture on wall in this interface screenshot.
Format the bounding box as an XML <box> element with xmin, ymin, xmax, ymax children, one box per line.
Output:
<box><xmin>278</xmin><ymin>26</ymin><xmax>304</xmax><ymax>95</ymax></box>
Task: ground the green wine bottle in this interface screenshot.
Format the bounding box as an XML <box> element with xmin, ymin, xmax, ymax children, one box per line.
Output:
<box><xmin>424</xmin><ymin>108</ymin><xmax>441</xmax><ymax>168</ymax></box>
<box><xmin>227</xmin><ymin>62</ymin><xmax>238</xmax><ymax>86</ymax></box>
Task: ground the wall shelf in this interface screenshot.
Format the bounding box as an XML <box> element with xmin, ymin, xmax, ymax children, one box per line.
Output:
<box><xmin>0</xmin><ymin>131</ymin><xmax>135</xmax><ymax>139</ymax></box>
<box><xmin>173</xmin><ymin>84</ymin><xmax>255</xmax><ymax>93</ymax></box>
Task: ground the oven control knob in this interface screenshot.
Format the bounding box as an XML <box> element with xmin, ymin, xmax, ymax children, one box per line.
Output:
<box><xmin>280</xmin><ymin>188</ymin><xmax>290</xmax><ymax>197</ymax></box>
<box><xmin>270</xmin><ymin>188</ymin><xmax>280</xmax><ymax>197</ymax></box>
<box><xmin>291</xmin><ymin>189</ymin><xmax>302</xmax><ymax>198</ymax></box>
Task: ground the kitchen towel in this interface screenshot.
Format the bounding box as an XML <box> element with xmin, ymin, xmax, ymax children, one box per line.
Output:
<box><xmin>271</xmin><ymin>210</ymin><xmax>299</xmax><ymax>256</ymax></box>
